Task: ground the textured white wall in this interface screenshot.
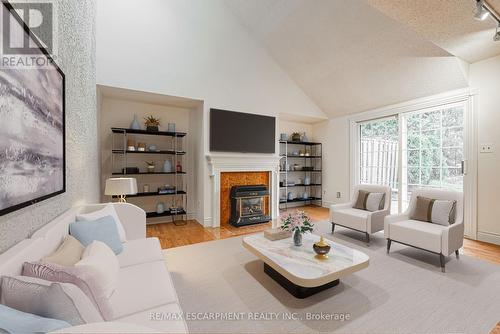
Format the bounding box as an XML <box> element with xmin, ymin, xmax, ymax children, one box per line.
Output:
<box><xmin>0</xmin><ymin>0</ymin><xmax>99</xmax><ymax>253</ymax></box>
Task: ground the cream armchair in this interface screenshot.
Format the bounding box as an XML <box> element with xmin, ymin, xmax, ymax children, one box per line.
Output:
<box><xmin>384</xmin><ymin>188</ymin><xmax>464</xmax><ymax>272</ymax></box>
<box><xmin>330</xmin><ymin>184</ymin><xmax>392</xmax><ymax>244</ymax></box>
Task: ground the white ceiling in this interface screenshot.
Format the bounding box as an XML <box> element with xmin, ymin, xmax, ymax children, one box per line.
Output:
<box><xmin>224</xmin><ymin>0</ymin><xmax>499</xmax><ymax>118</ymax></box>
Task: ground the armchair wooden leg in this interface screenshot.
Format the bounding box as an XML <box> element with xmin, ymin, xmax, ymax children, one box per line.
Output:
<box><xmin>386</xmin><ymin>239</ymin><xmax>391</xmax><ymax>253</ymax></box>
<box><xmin>365</xmin><ymin>233</ymin><xmax>370</xmax><ymax>244</ymax></box>
<box><xmin>455</xmin><ymin>250</ymin><xmax>459</xmax><ymax>259</ymax></box>
<box><xmin>331</xmin><ymin>223</ymin><xmax>335</xmax><ymax>234</ymax></box>
<box><xmin>440</xmin><ymin>254</ymin><xmax>445</xmax><ymax>273</ymax></box>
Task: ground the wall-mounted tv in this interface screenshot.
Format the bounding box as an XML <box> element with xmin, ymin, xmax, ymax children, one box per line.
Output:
<box><xmin>0</xmin><ymin>2</ymin><xmax>66</xmax><ymax>216</ymax></box>
<box><xmin>210</xmin><ymin>109</ymin><xmax>276</xmax><ymax>154</ymax></box>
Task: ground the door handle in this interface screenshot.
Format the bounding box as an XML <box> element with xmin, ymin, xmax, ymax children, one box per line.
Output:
<box><xmin>461</xmin><ymin>160</ymin><xmax>467</xmax><ymax>175</ymax></box>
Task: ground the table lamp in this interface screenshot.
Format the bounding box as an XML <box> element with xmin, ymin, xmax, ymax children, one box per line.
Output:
<box><xmin>105</xmin><ymin>178</ymin><xmax>138</xmax><ymax>203</ymax></box>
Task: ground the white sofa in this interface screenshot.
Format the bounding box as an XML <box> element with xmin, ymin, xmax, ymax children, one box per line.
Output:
<box><xmin>384</xmin><ymin>188</ymin><xmax>464</xmax><ymax>272</ymax></box>
<box><xmin>0</xmin><ymin>203</ymin><xmax>188</xmax><ymax>333</ymax></box>
<box><xmin>330</xmin><ymin>184</ymin><xmax>392</xmax><ymax>244</ymax></box>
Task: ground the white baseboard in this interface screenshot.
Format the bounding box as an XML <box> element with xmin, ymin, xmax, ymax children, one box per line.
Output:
<box><xmin>477</xmin><ymin>231</ymin><xmax>500</xmax><ymax>246</ymax></box>
<box><xmin>203</xmin><ymin>217</ymin><xmax>213</xmax><ymax>227</ymax></box>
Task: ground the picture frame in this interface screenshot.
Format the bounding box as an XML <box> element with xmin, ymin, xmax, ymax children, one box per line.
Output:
<box><xmin>0</xmin><ymin>1</ymin><xmax>66</xmax><ymax>216</ymax></box>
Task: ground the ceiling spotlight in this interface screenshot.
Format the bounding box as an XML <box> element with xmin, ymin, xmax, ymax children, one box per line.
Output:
<box><xmin>474</xmin><ymin>0</ymin><xmax>490</xmax><ymax>21</ymax></box>
<box><xmin>494</xmin><ymin>24</ymin><xmax>500</xmax><ymax>41</ymax></box>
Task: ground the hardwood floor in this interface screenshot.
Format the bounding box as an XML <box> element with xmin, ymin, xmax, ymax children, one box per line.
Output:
<box><xmin>146</xmin><ymin>205</ymin><xmax>500</xmax><ymax>333</ymax></box>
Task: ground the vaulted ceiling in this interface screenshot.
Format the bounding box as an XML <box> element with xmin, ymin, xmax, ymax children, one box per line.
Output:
<box><xmin>224</xmin><ymin>0</ymin><xmax>500</xmax><ymax>118</ymax></box>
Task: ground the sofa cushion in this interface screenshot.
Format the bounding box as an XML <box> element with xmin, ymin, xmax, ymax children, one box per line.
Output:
<box><xmin>0</xmin><ymin>276</ymin><xmax>103</xmax><ymax>325</ymax></box>
<box><xmin>331</xmin><ymin>208</ymin><xmax>369</xmax><ymax>232</ymax></box>
<box><xmin>42</xmin><ymin>235</ymin><xmax>85</xmax><ymax>266</ymax></box>
<box><xmin>70</xmin><ymin>216</ymin><xmax>124</xmax><ymax>254</ymax></box>
<box><xmin>110</xmin><ymin>261</ymin><xmax>179</xmax><ymax>319</ymax></box>
<box><xmin>117</xmin><ymin>238</ymin><xmax>164</xmax><ymax>268</ymax></box>
<box><xmin>117</xmin><ymin>302</ymin><xmax>188</xmax><ymax>333</ymax></box>
<box><xmin>389</xmin><ymin>219</ymin><xmax>446</xmax><ymax>253</ymax></box>
<box><xmin>23</xmin><ymin>261</ymin><xmax>115</xmax><ymax>321</ymax></box>
<box><xmin>0</xmin><ymin>304</ymin><xmax>71</xmax><ymax>334</ymax></box>
<box><xmin>77</xmin><ymin>204</ymin><xmax>127</xmax><ymax>242</ymax></box>
<box><xmin>411</xmin><ymin>196</ymin><xmax>457</xmax><ymax>226</ymax></box>
<box><xmin>75</xmin><ymin>241</ymin><xmax>120</xmax><ymax>298</ymax></box>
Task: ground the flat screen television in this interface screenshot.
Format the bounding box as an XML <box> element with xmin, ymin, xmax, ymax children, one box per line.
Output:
<box><xmin>210</xmin><ymin>109</ymin><xmax>276</xmax><ymax>153</ymax></box>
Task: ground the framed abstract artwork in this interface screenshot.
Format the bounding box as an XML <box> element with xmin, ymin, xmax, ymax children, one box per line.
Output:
<box><xmin>0</xmin><ymin>1</ymin><xmax>65</xmax><ymax>216</ymax></box>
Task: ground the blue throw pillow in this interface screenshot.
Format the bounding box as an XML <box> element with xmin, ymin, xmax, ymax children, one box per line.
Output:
<box><xmin>69</xmin><ymin>215</ymin><xmax>123</xmax><ymax>254</ymax></box>
<box><xmin>0</xmin><ymin>304</ymin><xmax>70</xmax><ymax>334</ymax></box>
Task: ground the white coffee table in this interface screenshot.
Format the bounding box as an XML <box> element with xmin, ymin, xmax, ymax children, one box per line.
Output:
<box><xmin>242</xmin><ymin>233</ymin><xmax>369</xmax><ymax>298</ymax></box>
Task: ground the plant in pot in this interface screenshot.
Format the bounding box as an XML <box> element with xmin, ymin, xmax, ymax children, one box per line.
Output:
<box><xmin>291</xmin><ymin>132</ymin><xmax>301</xmax><ymax>142</ymax></box>
<box><xmin>144</xmin><ymin>116</ymin><xmax>160</xmax><ymax>132</ymax></box>
<box><xmin>145</xmin><ymin>161</ymin><xmax>155</xmax><ymax>173</ymax></box>
<box><xmin>280</xmin><ymin>210</ymin><xmax>314</xmax><ymax>246</ymax></box>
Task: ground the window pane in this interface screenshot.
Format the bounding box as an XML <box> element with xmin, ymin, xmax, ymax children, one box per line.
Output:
<box><xmin>443</xmin><ymin>127</ymin><xmax>463</xmax><ymax>148</ymax></box>
<box><xmin>442</xmin><ymin>168</ymin><xmax>463</xmax><ymax>190</ymax></box>
<box><xmin>442</xmin><ymin>107</ymin><xmax>463</xmax><ymax>127</ymax></box>
<box><xmin>407</xmin><ymin>150</ymin><xmax>420</xmax><ymax>166</ymax></box>
<box><xmin>420</xmin><ymin>168</ymin><xmax>441</xmax><ymax>186</ymax></box>
<box><xmin>421</xmin><ymin>149</ymin><xmax>441</xmax><ymax>167</ymax></box>
<box><xmin>407</xmin><ymin>114</ymin><xmax>420</xmax><ymax>132</ymax></box>
<box><xmin>421</xmin><ymin>129</ymin><xmax>441</xmax><ymax>149</ymax></box>
<box><xmin>442</xmin><ymin>148</ymin><xmax>463</xmax><ymax>168</ymax></box>
<box><xmin>422</xmin><ymin>110</ymin><xmax>441</xmax><ymax>129</ymax></box>
<box><xmin>407</xmin><ymin>167</ymin><xmax>420</xmax><ymax>184</ymax></box>
<box><xmin>407</xmin><ymin>133</ymin><xmax>420</xmax><ymax>149</ymax></box>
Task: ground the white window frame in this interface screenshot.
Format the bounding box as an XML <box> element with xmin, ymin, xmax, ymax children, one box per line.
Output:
<box><xmin>349</xmin><ymin>88</ymin><xmax>478</xmax><ymax>239</ymax></box>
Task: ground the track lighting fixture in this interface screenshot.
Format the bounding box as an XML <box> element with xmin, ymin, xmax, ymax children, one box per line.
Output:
<box><xmin>474</xmin><ymin>0</ymin><xmax>490</xmax><ymax>20</ymax></box>
<box><xmin>494</xmin><ymin>24</ymin><xmax>500</xmax><ymax>41</ymax></box>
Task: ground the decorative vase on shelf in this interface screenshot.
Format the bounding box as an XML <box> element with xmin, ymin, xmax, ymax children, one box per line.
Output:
<box><xmin>156</xmin><ymin>202</ymin><xmax>165</xmax><ymax>214</ymax></box>
<box><xmin>163</xmin><ymin>160</ymin><xmax>172</xmax><ymax>173</ymax></box>
<box><xmin>293</xmin><ymin>229</ymin><xmax>302</xmax><ymax>247</ymax></box>
<box><xmin>130</xmin><ymin>114</ymin><xmax>141</xmax><ymax>130</ymax></box>
<box><xmin>176</xmin><ymin>162</ymin><xmax>182</xmax><ymax>173</ymax></box>
<box><xmin>302</xmin><ymin>132</ymin><xmax>309</xmax><ymax>142</ymax></box>
<box><xmin>168</xmin><ymin>123</ymin><xmax>176</xmax><ymax>133</ymax></box>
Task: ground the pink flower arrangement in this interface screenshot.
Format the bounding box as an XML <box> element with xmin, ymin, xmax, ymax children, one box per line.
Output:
<box><xmin>280</xmin><ymin>210</ymin><xmax>314</xmax><ymax>234</ymax></box>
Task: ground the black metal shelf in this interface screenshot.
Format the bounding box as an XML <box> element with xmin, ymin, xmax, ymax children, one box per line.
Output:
<box><xmin>111</xmin><ymin>127</ymin><xmax>187</xmax><ymax>138</ymax></box>
<box><xmin>280</xmin><ymin>184</ymin><xmax>321</xmax><ymax>188</ymax></box>
<box><xmin>279</xmin><ymin>170</ymin><xmax>322</xmax><ymax>173</ymax></box>
<box><xmin>112</xmin><ymin>172</ymin><xmax>186</xmax><ymax>175</ymax></box>
<box><xmin>279</xmin><ymin>197</ymin><xmax>322</xmax><ymax>204</ymax></box>
<box><xmin>113</xmin><ymin>191</ymin><xmax>186</xmax><ymax>198</ymax></box>
<box><xmin>112</xmin><ymin>150</ymin><xmax>186</xmax><ymax>155</ymax></box>
<box><xmin>281</xmin><ymin>155</ymin><xmax>322</xmax><ymax>158</ymax></box>
<box><xmin>146</xmin><ymin>209</ymin><xmax>187</xmax><ymax>218</ymax></box>
<box><xmin>279</xmin><ymin>140</ymin><xmax>321</xmax><ymax>146</ymax></box>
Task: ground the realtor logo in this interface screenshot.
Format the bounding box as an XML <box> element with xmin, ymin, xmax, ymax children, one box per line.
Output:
<box><xmin>1</xmin><ymin>0</ymin><xmax>58</xmax><ymax>68</ymax></box>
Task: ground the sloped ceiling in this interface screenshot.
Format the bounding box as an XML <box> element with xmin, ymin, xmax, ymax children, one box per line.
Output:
<box><xmin>224</xmin><ymin>0</ymin><xmax>480</xmax><ymax>118</ymax></box>
<box><xmin>368</xmin><ymin>0</ymin><xmax>500</xmax><ymax>63</ymax></box>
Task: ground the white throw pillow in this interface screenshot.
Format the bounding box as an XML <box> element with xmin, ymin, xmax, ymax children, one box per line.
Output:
<box><xmin>75</xmin><ymin>241</ymin><xmax>119</xmax><ymax>299</ymax></box>
<box><xmin>365</xmin><ymin>192</ymin><xmax>385</xmax><ymax>212</ymax></box>
<box><xmin>430</xmin><ymin>199</ymin><xmax>457</xmax><ymax>226</ymax></box>
<box><xmin>76</xmin><ymin>204</ymin><xmax>127</xmax><ymax>242</ymax></box>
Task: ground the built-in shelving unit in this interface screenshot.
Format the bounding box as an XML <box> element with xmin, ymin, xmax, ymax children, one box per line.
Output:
<box><xmin>279</xmin><ymin>140</ymin><xmax>322</xmax><ymax>210</ymax></box>
<box><xmin>111</xmin><ymin>127</ymin><xmax>187</xmax><ymax>224</ymax></box>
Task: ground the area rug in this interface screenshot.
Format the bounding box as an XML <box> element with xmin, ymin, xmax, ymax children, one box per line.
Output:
<box><xmin>164</xmin><ymin>221</ymin><xmax>500</xmax><ymax>333</ymax></box>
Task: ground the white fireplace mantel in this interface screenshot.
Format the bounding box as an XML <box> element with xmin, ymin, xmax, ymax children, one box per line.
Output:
<box><xmin>206</xmin><ymin>154</ymin><xmax>281</xmax><ymax>228</ymax></box>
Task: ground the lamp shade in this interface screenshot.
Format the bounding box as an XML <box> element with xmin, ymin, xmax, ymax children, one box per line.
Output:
<box><xmin>105</xmin><ymin>178</ymin><xmax>138</xmax><ymax>196</ymax></box>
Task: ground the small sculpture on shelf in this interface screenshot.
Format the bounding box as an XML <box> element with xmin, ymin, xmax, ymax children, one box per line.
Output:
<box><xmin>144</xmin><ymin>115</ymin><xmax>160</xmax><ymax>132</ymax></box>
<box><xmin>137</xmin><ymin>142</ymin><xmax>146</xmax><ymax>151</ymax></box>
<box><xmin>145</xmin><ymin>161</ymin><xmax>155</xmax><ymax>173</ymax></box>
<box><xmin>291</xmin><ymin>132</ymin><xmax>301</xmax><ymax>142</ymax></box>
<box><xmin>176</xmin><ymin>161</ymin><xmax>182</xmax><ymax>173</ymax></box>
<box><xmin>127</xmin><ymin>139</ymin><xmax>136</xmax><ymax>151</ymax></box>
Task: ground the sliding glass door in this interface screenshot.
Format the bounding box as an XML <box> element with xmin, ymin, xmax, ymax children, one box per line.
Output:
<box><xmin>356</xmin><ymin>101</ymin><xmax>466</xmax><ymax>214</ymax></box>
<box><xmin>401</xmin><ymin>103</ymin><xmax>465</xmax><ymax>211</ymax></box>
